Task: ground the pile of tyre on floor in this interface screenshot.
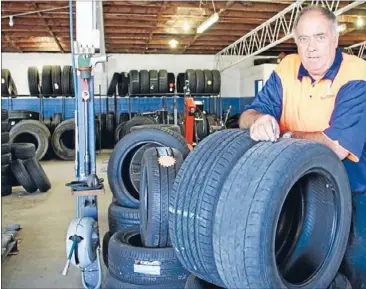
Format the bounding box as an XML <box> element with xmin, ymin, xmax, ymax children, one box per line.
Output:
<box><xmin>103</xmin><ymin>125</ymin><xmax>192</xmax><ymax>288</ymax></box>
<box><xmin>107</xmin><ymin>69</ymin><xmax>221</xmax><ymax>96</ymax></box>
<box><xmin>169</xmin><ymin>129</ymin><xmax>353</xmax><ymax>289</ymax></box>
<box><xmin>27</xmin><ymin>65</ymin><xmax>74</xmax><ymax>97</ymax></box>
<box><xmin>1</xmin><ymin>109</ymin><xmax>51</xmax><ymax>196</ymax></box>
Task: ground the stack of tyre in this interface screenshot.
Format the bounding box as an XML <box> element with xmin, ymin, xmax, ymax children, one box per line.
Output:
<box><xmin>1</xmin><ymin>109</ymin><xmax>12</xmax><ymax>197</ymax></box>
<box><xmin>176</xmin><ymin>69</ymin><xmax>221</xmax><ymax>94</ymax></box>
<box><xmin>27</xmin><ymin>65</ymin><xmax>74</xmax><ymax>97</ymax></box>
<box><xmin>9</xmin><ymin>143</ymin><xmax>51</xmax><ymax>194</ymax></box>
<box><xmin>104</xmin><ymin>126</ymin><xmax>191</xmax><ymax>288</ymax></box>
<box><xmin>169</xmin><ymin>130</ymin><xmax>353</xmax><ymax>289</ymax></box>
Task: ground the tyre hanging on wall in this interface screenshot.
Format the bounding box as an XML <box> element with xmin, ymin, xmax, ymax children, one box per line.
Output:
<box><xmin>195</xmin><ymin>69</ymin><xmax>205</xmax><ymax>94</ymax></box>
<box><xmin>118</xmin><ymin>72</ymin><xmax>129</xmax><ymax>97</ymax></box>
<box><xmin>139</xmin><ymin>70</ymin><xmax>150</xmax><ymax>94</ymax></box>
<box><xmin>211</xmin><ymin>70</ymin><xmax>221</xmax><ymax>94</ymax></box>
<box><xmin>51</xmin><ymin>65</ymin><xmax>62</xmax><ymax>96</ymax></box>
<box><xmin>51</xmin><ymin>119</ymin><xmax>75</xmax><ymax>161</ymax></box>
<box><xmin>203</xmin><ymin>70</ymin><xmax>213</xmax><ymax>94</ymax></box>
<box><xmin>129</xmin><ymin>70</ymin><xmax>140</xmax><ymax>95</ymax></box>
<box><xmin>107</xmin><ymin>72</ymin><xmax>122</xmax><ymax>96</ymax></box>
<box><xmin>28</xmin><ymin>67</ymin><xmax>40</xmax><ymax>96</ymax></box>
<box><xmin>185</xmin><ymin>69</ymin><xmax>196</xmax><ymax>93</ymax></box>
<box><xmin>149</xmin><ymin>70</ymin><xmax>159</xmax><ymax>94</ymax></box>
<box><xmin>159</xmin><ymin>69</ymin><xmax>168</xmax><ymax>93</ymax></box>
<box><xmin>62</xmin><ymin>65</ymin><xmax>72</xmax><ymax>96</ymax></box>
<box><xmin>41</xmin><ymin>65</ymin><xmax>52</xmax><ymax>97</ymax></box>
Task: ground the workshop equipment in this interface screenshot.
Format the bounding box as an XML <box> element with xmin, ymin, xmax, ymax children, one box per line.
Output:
<box><xmin>2</xmin><ymin>224</ymin><xmax>21</xmax><ymax>262</ymax></box>
<box><xmin>63</xmin><ymin>1</ymin><xmax>106</xmax><ymax>289</ymax></box>
<box><xmin>183</xmin><ymin>80</ymin><xmax>196</xmax><ymax>146</ymax></box>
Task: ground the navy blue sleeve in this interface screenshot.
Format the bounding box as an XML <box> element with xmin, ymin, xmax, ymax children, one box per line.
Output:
<box><xmin>324</xmin><ymin>80</ymin><xmax>366</xmax><ymax>161</ymax></box>
<box><xmin>243</xmin><ymin>71</ymin><xmax>283</xmax><ymax>123</ymax></box>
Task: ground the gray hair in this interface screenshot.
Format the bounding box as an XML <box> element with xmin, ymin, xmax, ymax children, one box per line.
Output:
<box><xmin>293</xmin><ymin>5</ymin><xmax>338</xmax><ymax>37</ymax></box>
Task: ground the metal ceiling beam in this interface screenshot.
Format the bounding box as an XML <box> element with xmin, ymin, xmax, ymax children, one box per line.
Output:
<box><xmin>345</xmin><ymin>40</ymin><xmax>366</xmax><ymax>58</ymax></box>
<box><xmin>215</xmin><ymin>0</ymin><xmax>366</xmax><ymax>71</ymax></box>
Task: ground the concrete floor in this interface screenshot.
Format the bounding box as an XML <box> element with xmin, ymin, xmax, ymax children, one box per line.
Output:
<box><xmin>2</xmin><ymin>152</ymin><xmax>112</xmax><ymax>288</ymax></box>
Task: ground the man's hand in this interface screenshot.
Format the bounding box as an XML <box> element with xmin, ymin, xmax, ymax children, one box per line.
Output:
<box><xmin>250</xmin><ymin>114</ymin><xmax>280</xmax><ymax>142</ymax></box>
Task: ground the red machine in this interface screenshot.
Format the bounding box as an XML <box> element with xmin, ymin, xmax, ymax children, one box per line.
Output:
<box><xmin>184</xmin><ymin>97</ymin><xmax>196</xmax><ymax>146</ymax></box>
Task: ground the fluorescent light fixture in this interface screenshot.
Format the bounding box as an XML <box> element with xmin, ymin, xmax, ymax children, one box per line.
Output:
<box><xmin>197</xmin><ymin>12</ymin><xmax>219</xmax><ymax>34</ymax></box>
<box><xmin>184</xmin><ymin>20</ymin><xmax>190</xmax><ymax>32</ymax></box>
<box><xmin>9</xmin><ymin>16</ymin><xmax>14</xmax><ymax>27</ymax></box>
<box><xmin>169</xmin><ymin>39</ymin><xmax>179</xmax><ymax>48</ymax></box>
<box><xmin>357</xmin><ymin>16</ymin><xmax>364</xmax><ymax>27</ymax></box>
<box><xmin>337</xmin><ymin>24</ymin><xmax>346</xmax><ymax>32</ymax></box>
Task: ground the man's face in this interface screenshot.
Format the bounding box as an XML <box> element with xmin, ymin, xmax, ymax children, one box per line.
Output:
<box><xmin>295</xmin><ymin>10</ymin><xmax>338</xmax><ymax>78</ymax></box>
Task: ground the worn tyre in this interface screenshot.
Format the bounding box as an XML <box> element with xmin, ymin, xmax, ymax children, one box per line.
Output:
<box><xmin>131</xmin><ymin>124</ymin><xmax>181</xmax><ymax>135</ymax></box>
<box><xmin>9</xmin><ymin>120</ymin><xmax>50</xmax><ymax>161</ymax></box>
<box><xmin>184</xmin><ymin>274</ymin><xmax>223</xmax><ymax>289</ymax></box>
<box><xmin>1</xmin><ymin>143</ymin><xmax>10</xmax><ymax>155</ymax></box>
<box><xmin>108</xmin><ymin>227</ymin><xmax>188</xmax><ymax>286</ymax></box>
<box><xmin>176</xmin><ymin>73</ymin><xmax>185</xmax><ymax>93</ymax></box>
<box><xmin>129</xmin><ymin>70</ymin><xmax>140</xmax><ymax>95</ymax></box>
<box><xmin>108</xmin><ymin>127</ymin><xmax>189</xmax><ymax>208</ymax></box>
<box><xmin>61</xmin><ymin>65</ymin><xmax>72</xmax><ymax>96</ymax></box>
<box><xmin>9</xmin><ymin>110</ymin><xmax>40</xmax><ymax>121</ymax></box>
<box><xmin>118</xmin><ymin>72</ymin><xmax>129</xmax><ymax>97</ymax></box>
<box><xmin>10</xmin><ymin>159</ymin><xmax>38</xmax><ymax>193</ymax></box>
<box><xmin>108</xmin><ymin>72</ymin><xmax>122</xmax><ymax>96</ymax></box>
<box><xmin>1</xmin><ymin>109</ymin><xmax>8</xmax><ymax>121</ymax></box>
<box><xmin>41</xmin><ymin>65</ymin><xmax>52</xmax><ymax>96</ymax></box>
<box><xmin>169</xmin><ymin>129</ymin><xmax>256</xmax><ymax>286</ymax></box>
<box><xmin>213</xmin><ymin>140</ymin><xmax>352</xmax><ymax>289</ymax></box>
<box><xmin>149</xmin><ymin>70</ymin><xmax>159</xmax><ymax>94</ymax></box>
<box><xmin>140</xmin><ymin>147</ymin><xmax>183</xmax><ymax>248</ymax></box>
<box><xmin>28</xmin><ymin>67</ymin><xmax>40</xmax><ymax>95</ymax></box>
<box><xmin>11</xmin><ymin>143</ymin><xmax>36</xmax><ymax>160</ymax></box>
<box><xmin>1</xmin><ymin>153</ymin><xmax>12</xmax><ymax>166</ymax></box>
<box><xmin>2</xmin><ymin>132</ymin><xmax>9</xmax><ymax>144</ymax></box>
<box><xmin>51</xmin><ymin>119</ymin><xmax>75</xmax><ymax>161</ymax></box>
<box><xmin>140</xmin><ymin>70</ymin><xmax>150</xmax><ymax>94</ymax></box>
<box><xmin>23</xmin><ymin>157</ymin><xmax>51</xmax><ymax>192</ymax></box>
<box><xmin>108</xmin><ymin>202</ymin><xmax>140</xmax><ymax>234</ymax></box>
<box><xmin>328</xmin><ymin>273</ymin><xmax>352</xmax><ymax>289</ymax></box>
<box><xmin>1</xmin><ymin>121</ymin><xmax>9</xmax><ymax>132</ymax></box>
<box><xmin>51</xmin><ymin>65</ymin><xmax>62</xmax><ymax>96</ymax></box>
<box><xmin>102</xmin><ymin>231</ymin><xmax>111</xmax><ymax>268</ymax></box>
<box><xmin>158</xmin><ymin>69</ymin><xmax>168</xmax><ymax>93</ymax></box>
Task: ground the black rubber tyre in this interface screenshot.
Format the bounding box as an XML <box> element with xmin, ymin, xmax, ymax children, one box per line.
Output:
<box><xmin>61</xmin><ymin>65</ymin><xmax>72</xmax><ymax>96</ymax></box>
<box><xmin>120</xmin><ymin>116</ymin><xmax>156</xmax><ymax>138</ymax></box>
<box><xmin>108</xmin><ymin>72</ymin><xmax>122</xmax><ymax>96</ymax></box>
<box><xmin>9</xmin><ymin>120</ymin><xmax>51</xmax><ymax>161</ymax></box>
<box><xmin>158</xmin><ymin>69</ymin><xmax>168</xmax><ymax>93</ymax></box>
<box><xmin>2</xmin><ymin>132</ymin><xmax>9</xmax><ymax>144</ymax></box>
<box><xmin>118</xmin><ymin>72</ymin><xmax>129</xmax><ymax>97</ymax></box>
<box><xmin>23</xmin><ymin>157</ymin><xmax>51</xmax><ymax>192</ymax></box>
<box><xmin>129</xmin><ymin>70</ymin><xmax>140</xmax><ymax>95</ymax></box>
<box><xmin>10</xmin><ymin>159</ymin><xmax>38</xmax><ymax>193</ymax></box>
<box><xmin>119</xmin><ymin>113</ymin><xmax>130</xmax><ymax>124</ymax></box>
<box><xmin>195</xmin><ymin>70</ymin><xmax>205</xmax><ymax>94</ymax></box>
<box><xmin>114</xmin><ymin>122</ymin><xmax>126</xmax><ymax>143</ymax></box>
<box><xmin>1</xmin><ymin>121</ymin><xmax>9</xmax><ymax>132</ymax></box>
<box><xmin>131</xmin><ymin>124</ymin><xmax>181</xmax><ymax>135</ymax></box>
<box><xmin>184</xmin><ymin>274</ymin><xmax>224</xmax><ymax>289</ymax></box>
<box><xmin>28</xmin><ymin>67</ymin><xmax>40</xmax><ymax>96</ymax></box>
<box><xmin>1</xmin><ymin>178</ymin><xmax>12</xmax><ymax>196</ymax></box>
<box><xmin>108</xmin><ymin>202</ymin><xmax>140</xmax><ymax>234</ymax></box>
<box><xmin>108</xmin><ymin>127</ymin><xmax>190</xmax><ymax>208</ymax></box>
<box><xmin>9</xmin><ymin>110</ymin><xmax>40</xmax><ymax>121</ymax></box>
<box><xmin>194</xmin><ymin>113</ymin><xmax>209</xmax><ymax>142</ymax></box>
<box><xmin>213</xmin><ymin>140</ymin><xmax>352</xmax><ymax>289</ymax></box>
<box><xmin>1</xmin><ymin>69</ymin><xmax>17</xmax><ymax>96</ymax></box>
<box><xmin>177</xmin><ymin>73</ymin><xmax>185</xmax><ymax>93</ymax></box>
<box><xmin>41</xmin><ymin>65</ymin><xmax>52</xmax><ymax>96</ymax></box>
<box><xmin>70</xmin><ymin>66</ymin><xmax>75</xmax><ymax>97</ymax></box>
<box><xmin>104</xmin><ymin>271</ymin><xmax>185</xmax><ymax>289</ymax></box>
<box><xmin>11</xmin><ymin>143</ymin><xmax>36</xmax><ymax>160</ymax></box>
<box><xmin>328</xmin><ymin>273</ymin><xmax>352</xmax><ymax>289</ymax></box>
<box><xmin>1</xmin><ymin>109</ymin><xmax>8</xmax><ymax>121</ymax></box>
<box><xmin>169</xmin><ymin>129</ymin><xmax>256</xmax><ymax>286</ymax></box>
<box><xmin>102</xmin><ymin>231</ymin><xmax>111</xmax><ymax>268</ymax></box>
<box><xmin>51</xmin><ymin>65</ymin><xmax>62</xmax><ymax>96</ymax></box>
<box><xmin>185</xmin><ymin>69</ymin><xmax>196</xmax><ymax>93</ymax></box>
<box><xmin>106</xmin><ymin>112</ymin><xmax>115</xmax><ymax>146</ymax></box>
<box><xmin>1</xmin><ymin>153</ymin><xmax>12</xmax><ymax>166</ymax></box>
<box><xmin>108</xmin><ymin>227</ymin><xmax>188</xmax><ymax>286</ymax></box>
<box><xmin>139</xmin><ymin>70</ymin><xmax>150</xmax><ymax>94</ymax></box>
<box><xmin>2</xmin><ymin>143</ymin><xmax>10</xmax><ymax>155</ymax></box>
<box><xmin>211</xmin><ymin>70</ymin><xmax>221</xmax><ymax>94</ymax></box>
<box><xmin>53</xmin><ymin>112</ymin><xmax>63</xmax><ymax>129</ymax></box>
<box><xmin>203</xmin><ymin>70</ymin><xmax>213</xmax><ymax>94</ymax></box>
<box><xmin>51</xmin><ymin>119</ymin><xmax>75</xmax><ymax>161</ymax></box>
<box><xmin>168</xmin><ymin>72</ymin><xmax>175</xmax><ymax>93</ymax></box>
<box><xmin>149</xmin><ymin>70</ymin><xmax>159</xmax><ymax>94</ymax></box>
<box><xmin>140</xmin><ymin>147</ymin><xmax>183</xmax><ymax>248</ymax></box>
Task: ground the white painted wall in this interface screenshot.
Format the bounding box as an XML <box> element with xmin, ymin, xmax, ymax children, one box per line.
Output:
<box><xmin>1</xmin><ymin>52</ymin><xmax>277</xmax><ymax>97</ymax></box>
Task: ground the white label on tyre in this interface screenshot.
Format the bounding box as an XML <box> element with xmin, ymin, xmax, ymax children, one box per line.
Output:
<box><xmin>134</xmin><ymin>260</ymin><xmax>161</xmax><ymax>275</ymax></box>
<box><xmin>54</xmin><ymin>83</ymin><xmax>59</xmax><ymax>89</ymax></box>
<box><xmin>1</xmin><ymin>78</ymin><xmax>5</xmax><ymax>84</ymax></box>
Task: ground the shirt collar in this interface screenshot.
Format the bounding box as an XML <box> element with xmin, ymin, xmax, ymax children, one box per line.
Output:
<box><xmin>297</xmin><ymin>48</ymin><xmax>343</xmax><ymax>82</ymax></box>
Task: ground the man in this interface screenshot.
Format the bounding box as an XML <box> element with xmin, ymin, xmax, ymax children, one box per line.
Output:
<box><xmin>240</xmin><ymin>5</ymin><xmax>366</xmax><ymax>287</ymax></box>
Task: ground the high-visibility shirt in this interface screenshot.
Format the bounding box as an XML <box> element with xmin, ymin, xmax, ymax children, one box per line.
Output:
<box><xmin>244</xmin><ymin>48</ymin><xmax>366</xmax><ymax>193</ymax></box>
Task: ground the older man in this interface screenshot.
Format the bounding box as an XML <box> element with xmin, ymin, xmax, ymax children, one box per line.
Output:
<box><xmin>240</xmin><ymin>5</ymin><xmax>366</xmax><ymax>288</ymax></box>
